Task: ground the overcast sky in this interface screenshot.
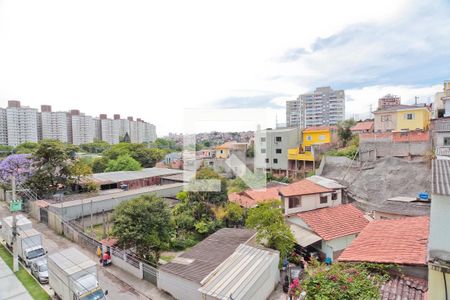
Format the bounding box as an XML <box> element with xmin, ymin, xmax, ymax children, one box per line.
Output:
<box><xmin>0</xmin><ymin>0</ymin><xmax>449</xmax><ymax>135</ymax></box>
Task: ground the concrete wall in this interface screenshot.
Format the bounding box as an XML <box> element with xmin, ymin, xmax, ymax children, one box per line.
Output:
<box><xmin>359</xmin><ymin>141</ymin><xmax>431</xmax><ymax>160</ymax></box>
<box><xmin>158</xmin><ymin>271</ymin><xmax>201</xmax><ymax>300</ymax></box>
<box><xmin>322</xmin><ymin>234</ymin><xmax>357</xmax><ymax>261</ymax></box>
<box><xmin>428</xmin><ymin>266</ymin><xmax>450</xmax><ymax>300</ymax></box>
<box><xmin>49</xmin><ymin>184</ymin><xmax>183</xmax><ymax>220</ymax></box>
<box><xmin>429</xmin><ymin>194</ymin><xmax>450</xmax><ymax>257</ymax></box>
<box><xmin>282</xmin><ymin>189</ymin><xmax>342</xmax><ymax>215</ymax></box>
<box><xmin>111</xmin><ymin>255</ymin><xmax>143</xmax><ymax>279</ymax></box>
<box><xmin>374</xmin><ymin>112</ymin><xmax>396</xmax><ymax>132</ymax></box>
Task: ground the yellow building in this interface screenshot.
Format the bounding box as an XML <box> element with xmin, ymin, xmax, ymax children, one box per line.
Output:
<box><xmin>288</xmin><ymin>126</ymin><xmax>335</xmax><ymax>162</ymax></box>
<box><xmin>215</xmin><ymin>141</ymin><xmax>247</xmax><ymax>159</ymax></box>
<box><xmin>373</xmin><ymin>105</ymin><xmax>431</xmax><ymax>132</ymax></box>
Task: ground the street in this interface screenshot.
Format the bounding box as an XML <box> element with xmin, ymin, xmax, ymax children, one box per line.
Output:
<box><xmin>0</xmin><ymin>202</ymin><xmax>172</xmax><ymax>300</ymax></box>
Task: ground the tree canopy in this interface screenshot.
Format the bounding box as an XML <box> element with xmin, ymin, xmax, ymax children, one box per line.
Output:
<box><xmin>112</xmin><ymin>195</ymin><xmax>174</xmax><ymax>264</ymax></box>
<box><xmin>187</xmin><ymin>167</ymin><xmax>228</xmax><ymax>205</ymax></box>
<box><xmin>102</xmin><ymin>143</ymin><xmax>166</xmax><ymax>168</ymax></box>
<box><xmin>14</xmin><ymin>142</ymin><xmax>39</xmax><ymax>154</ymax></box>
<box><xmin>246</xmin><ymin>200</ymin><xmax>295</xmax><ymax>258</ymax></box>
<box><xmin>105</xmin><ymin>154</ymin><xmax>142</xmax><ymax>172</ymax></box>
<box><xmin>0</xmin><ymin>154</ymin><xmax>33</xmax><ymax>187</ymax></box>
<box><xmin>337</xmin><ymin>119</ymin><xmax>356</xmax><ymax>147</ymax></box>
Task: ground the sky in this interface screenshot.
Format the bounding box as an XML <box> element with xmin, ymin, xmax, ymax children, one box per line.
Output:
<box><xmin>0</xmin><ymin>0</ymin><xmax>449</xmax><ymax>135</ymax></box>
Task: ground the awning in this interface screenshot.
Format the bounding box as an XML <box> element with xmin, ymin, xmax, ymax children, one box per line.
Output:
<box><xmin>289</xmin><ymin>224</ymin><xmax>322</xmax><ymax>247</ymax></box>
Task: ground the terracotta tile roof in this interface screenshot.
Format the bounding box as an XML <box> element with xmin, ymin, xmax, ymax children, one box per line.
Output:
<box><xmin>279</xmin><ymin>179</ymin><xmax>332</xmax><ymax>197</ymax></box>
<box><xmin>380</xmin><ymin>276</ymin><xmax>428</xmax><ymax>300</ymax></box>
<box><xmin>350</xmin><ymin>121</ymin><xmax>374</xmax><ymax>132</ymax></box>
<box><xmin>338</xmin><ymin>216</ymin><xmax>429</xmax><ymax>265</ymax></box>
<box><xmin>373</xmin><ymin>104</ymin><xmax>427</xmax><ymax>113</ymax></box>
<box><xmin>228</xmin><ymin>186</ymin><xmax>280</xmax><ymax>208</ymax></box>
<box><xmin>303</xmin><ymin>126</ymin><xmax>337</xmax><ymax>132</ymax></box>
<box><xmin>297</xmin><ymin>204</ymin><xmax>369</xmax><ymax>240</ymax></box>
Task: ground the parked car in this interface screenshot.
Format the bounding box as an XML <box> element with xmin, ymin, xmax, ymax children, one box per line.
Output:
<box><xmin>31</xmin><ymin>259</ymin><xmax>49</xmax><ymax>284</ymax></box>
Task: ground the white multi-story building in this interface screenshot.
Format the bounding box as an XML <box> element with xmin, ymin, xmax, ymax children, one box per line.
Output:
<box><xmin>93</xmin><ymin>118</ymin><xmax>102</xmax><ymax>141</ymax></box>
<box><xmin>69</xmin><ymin>110</ymin><xmax>94</xmax><ymax>145</ymax></box>
<box><xmin>0</xmin><ymin>108</ymin><xmax>7</xmax><ymax>146</ymax></box>
<box><xmin>287</xmin><ymin>87</ymin><xmax>345</xmax><ymax>128</ymax></box>
<box><xmin>100</xmin><ymin>115</ymin><xmax>120</xmax><ymax>144</ymax></box>
<box><xmin>38</xmin><ymin>105</ymin><xmax>69</xmax><ymax>142</ymax></box>
<box><xmin>129</xmin><ymin>118</ymin><xmax>139</xmax><ymax>143</ymax></box>
<box><xmin>113</xmin><ymin>114</ymin><xmax>131</xmax><ymax>142</ymax></box>
<box><xmin>5</xmin><ymin>101</ymin><xmax>38</xmax><ymax>146</ymax></box>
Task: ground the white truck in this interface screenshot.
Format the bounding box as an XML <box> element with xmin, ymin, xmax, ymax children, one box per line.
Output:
<box><xmin>48</xmin><ymin>247</ymin><xmax>108</xmax><ymax>300</ymax></box>
<box><xmin>1</xmin><ymin>214</ymin><xmax>33</xmax><ymax>248</ymax></box>
<box><xmin>16</xmin><ymin>228</ymin><xmax>47</xmax><ymax>267</ymax></box>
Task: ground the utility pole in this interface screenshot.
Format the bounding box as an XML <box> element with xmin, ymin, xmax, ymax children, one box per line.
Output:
<box><xmin>90</xmin><ymin>200</ymin><xmax>93</xmax><ymax>238</ymax></box>
<box><xmin>11</xmin><ymin>176</ymin><xmax>19</xmax><ymax>272</ymax></box>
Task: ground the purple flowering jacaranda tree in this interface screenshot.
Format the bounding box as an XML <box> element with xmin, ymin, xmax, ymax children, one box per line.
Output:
<box><xmin>0</xmin><ymin>154</ymin><xmax>34</xmax><ymax>187</ymax></box>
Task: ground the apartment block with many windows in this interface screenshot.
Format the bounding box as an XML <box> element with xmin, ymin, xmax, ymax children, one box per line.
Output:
<box><xmin>0</xmin><ymin>108</ymin><xmax>7</xmax><ymax>146</ymax></box>
<box><xmin>38</xmin><ymin>105</ymin><xmax>69</xmax><ymax>143</ymax></box>
<box><xmin>5</xmin><ymin>101</ymin><xmax>38</xmax><ymax>146</ymax></box>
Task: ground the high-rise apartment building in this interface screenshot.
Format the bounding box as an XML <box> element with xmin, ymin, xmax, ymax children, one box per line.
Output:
<box><xmin>100</xmin><ymin>114</ymin><xmax>120</xmax><ymax>144</ymax></box>
<box><xmin>0</xmin><ymin>101</ymin><xmax>157</xmax><ymax>146</ymax></box>
<box><xmin>286</xmin><ymin>99</ymin><xmax>303</xmax><ymax>128</ymax></box>
<box><xmin>302</xmin><ymin>87</ymin><xmax>345</xmax><ymax>127</ymax></box>
<box><xmin>38</xmin><ymin>105</ymin><xmax>69</xmax><ymax>142</ymax></box>
<box><xmin>68</xmin><ymin>110</ymin><xmax>94</xmax><ymax>145</ymax></box>
<box><xmin>5</xmin><ymin>101</ymin><xmax>38</xmax><ymax>146</ymax></box>
<box><xmin>287</xmin><ymin>87</ymin><xmax>345</xmax><ymax>128</ymax></box>
<box><xmin>0</xmin><ymin>108</ymin><xmax>7</xmax><ymax>146</ymax></box>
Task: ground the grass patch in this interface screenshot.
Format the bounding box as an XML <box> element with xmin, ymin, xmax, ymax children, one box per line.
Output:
<box><xmin>160</xmin><ymin>255</ymin><xmax>175</xmax><ymax>262</ymax></box>
<box><xmin>0</xmin><ymin>244</ymin><xmax>50</xmax><ymax>300</ymax></box>
<box><xmin>84</xmin><ymin>223</ymin><xmax>112</xmax><ymax>240</ymax></box>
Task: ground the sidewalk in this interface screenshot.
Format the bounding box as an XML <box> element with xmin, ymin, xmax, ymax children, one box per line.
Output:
<box><xmin>0</xmin><ymin>257</ymin><xmax>33</xmax><ymax>300</ymax></box>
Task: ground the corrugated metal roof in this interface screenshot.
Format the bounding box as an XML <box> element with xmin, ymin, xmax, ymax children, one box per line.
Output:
<box><xmin>159</xmin><ymin>228</ymin><xmax>256</xmax><ymax>283</ymax></box>
<box><xmin>289</xmin><ymin>224</ymin><xmax>322</xmax><ymax>247</ymax></box>
<box><xmin>198</xmin><ymin>244</ymin><xmax>278</xmax><ymax>300</ymax></box>
<box><xmin>432</xmin><ymin>159</ymin><xmax>450</xmax><ymax>195</ymax></box>
<box><xmin>91</xmin><ymin>168</ymin><xmax>184</xmax><ymax>184</ymax></box>
<box><xmin>306</xmin><ymin>175</ymin><xmax>345</xmax><ymax>189</ymax></box>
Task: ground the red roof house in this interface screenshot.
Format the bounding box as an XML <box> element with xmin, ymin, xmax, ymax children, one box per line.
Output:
<box><xmin>350</xmin><ymin>121</ymin><xmax>374</xmax><ymax>133</ymax></box>
<box><xmin>338</xmin><ymin>216</ymin><xmax>429</xmax><ymax>266</ymax></box>
<box><xmin>228</xmin><ymin>186</ymin><xmax>280</xmax><ymax>208</ymax></box>
<box><xmin>289</xmin><ymin>204</ymin><xmax>369</xmax><ymax>260</ymax></box>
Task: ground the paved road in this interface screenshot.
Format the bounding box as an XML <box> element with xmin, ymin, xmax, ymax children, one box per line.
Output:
<box><xmin>0</xmin><ymin>202</ymin><xmax>172</xmax><ymax>300</ymax></box>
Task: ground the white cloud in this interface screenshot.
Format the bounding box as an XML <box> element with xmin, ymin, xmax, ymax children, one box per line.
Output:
<box><xmin>0</xmin><ymin>0</ymin><xmax>446</xmax><ymax>134</ymax></box>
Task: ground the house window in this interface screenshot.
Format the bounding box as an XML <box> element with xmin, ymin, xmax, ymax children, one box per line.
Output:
<box><xmin>304</xmin><ymin>146</ymin><xmax>311</xmax><ymax>152</ymax></box>
<box><xmin>332</xmin><ymin>192</ymin><xmax>338</xmax><ymax>200</ymax></box>
<box><xmin>265</xmin><ymin>158</ymin><xmax>269</xmax><ymax>163</ymax></box>
<box><xmin>220</xmin><ymin>150</ymin><xmax>223</xmax><ymax>154</ymax></box>
<box><xmin>444</xmin><ymin>137</ymin><xmax>450</xmax><ymax>146</ymax></box>
<box><xmin>261</xmin><ymin>137</ymin><xmax>266</xmax><ymax>142</ymax></box>
<box><xmin>306</xmin><ymin>135</ymin><xmax>312</xmax><ymax>141</ymax></box>
<box><xmin>381</xmin><ymin>115</ymin><xmax>391</xmax><ymax>122</ymax></box>
<box><xmin>261</xmin><ymin>148</ymin><xmax>266</xmax><ymax>154</ymax></box>
<box><xmin>275</xmin><ymin>136</ymin><xmax>282</xmax><ymax>142</ymax></box>
<box><xmin>405</xmin><ymin>113</ymin><xmax>414</xmax><ymax>120</ymax></box>
<box><xmin>319</xmin><ymin>135</ymin><xmax>326</xmax><ymax>141</ymax></box>
<box><xmin>320</xmin><ymin>195</ymin><xmax>328</xmax><ymax>204</ymax></box>
<box><xmin>273</xmin><ymin>158</ymin><xmax>278</xmax><ymax>164</ymax></box>
<box><xmin>289</xmin><ymin>196</ymin><xmax>301</xmax><ymax>208</ymax></box>
<box><xmin>276</xmin><ymin>149</ymin><xmax>282</xmax><ymax>154</ymax></box>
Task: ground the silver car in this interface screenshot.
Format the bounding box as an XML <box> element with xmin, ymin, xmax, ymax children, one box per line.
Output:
<box><xmin>30</xmin><ymin>259</ymin><xmax>48</xmax><ymax>284</ymax></box>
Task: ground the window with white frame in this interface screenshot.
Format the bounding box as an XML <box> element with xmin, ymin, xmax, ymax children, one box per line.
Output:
<box><xmin>405</xmin><ymin>113</ymin><xmax>414</xmax><ymax>120</ymax></box>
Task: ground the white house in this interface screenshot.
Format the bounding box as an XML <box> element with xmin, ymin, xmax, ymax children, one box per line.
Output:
<box><xmin>278</xmin><ymin>176</ymin><xmax>344</xmax><ymax>215</ymax></box>
<box><xmin>287</xmin><ymin>204</ymin><xmax>369</xmax><ymax>261</ymax></box>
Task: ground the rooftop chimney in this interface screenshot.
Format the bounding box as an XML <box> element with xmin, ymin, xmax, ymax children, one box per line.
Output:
<box><xmin>8</xmin><ymin>100</ymin><xmax>21</xmax><ymax>108</ymax></box>
<box><xmin>137</xmin><ymin>118</ymin><xmax>142</xmax><ymax>122</ymax></box>
<box><xmin>99</xmin><ymin>114</ymin><xmax>107</xmax><ymax>120</ymax></box>
<box><xmin>114</xmin><ymin>114</ymin><xmax>120</xmax><ymax>120</ymax></box>
<box><xmin>41</xmin><ymin>105</ymin><xmax>52</xmax><ymax>112</ymax></box>
<box><xmin>127</xmin><ymin>116</ymin><xmax>133</xmax><ymax>121</ymax></box>
<box><xmin>70</xmin><ymin>109</ymin><xmax>80</xmax><ymax>116</ymax></box>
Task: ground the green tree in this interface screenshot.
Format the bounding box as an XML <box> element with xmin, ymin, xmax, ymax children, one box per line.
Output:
<box><xmin>102</xmin><ymin>143</ymin><xmax>165</xmax><ymax>168</ymax></box>
<box><xmin>14</xmin><ymin>142</ymin><xmax>39</xmax><ymax>154</ymax></box>
<box><xmin>105</xmin><ymin>154</ymin><xmax>141</xmax><ymax>172</ymax></box>
<box><xmin>246</xmin><ymin>143</ymin><xmax>255</xmax><ymax>158</ymax></box>
<box><xmin>70</xmin><ymin>159</ymin><xmax>93</xmax><ymax>191</ymax></box>
<box><xmin>246</xmin><ymin>200</ymin><xmax>295</xmax><ymax>258</ymax></box>
<box><xmin>0</xmin><ymin>145</ymin><xmax>14</xmax><ymax>157</ymax></box>
<box><xmin>337</xmin><ymin>119</ymin><xmax>356</xmax><ymax>147</ymax></box>
<box><xmin>187</xmin><ymin>167</ymin><xmax>228</xmax><ymax>205</ymax></box>
<box><xmin>80</xmin><ymin>140</ymin><xmax>110</xmax><ymax>153</ymax></box>
<box><xmin>26</xmin><ymin>140</ymin><xmax>78</xmax><ymax>197</ymax></box>
<box><xmin>112</xmin><ymin>195</ymin><xmax>174</xmax><ymax>264</ymax></box>
<box><xmin>223</xmin><ymin>202</ymin><xmax>244</xmax><ymax>226</ymax></box>
<box><xmin>91</xmin><ymin>157</ymin><xmax>110</xmax><ymax>173</ymax></box>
